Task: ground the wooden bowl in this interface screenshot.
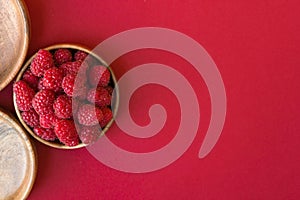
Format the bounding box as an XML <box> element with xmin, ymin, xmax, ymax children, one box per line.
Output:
<box><xmin>13</xmin><ymin>44</ymin><xmax>119</xmax><ymax>149</ymax></box>
<box><xmin>0</xmin><ymin>108</ymin><xmax>37</xmax><ymax>199</ymax></box>
<box><xmin>0</xmin><ymin>0</ymin><xmax>30</xmax><ymax>91</ymax></box>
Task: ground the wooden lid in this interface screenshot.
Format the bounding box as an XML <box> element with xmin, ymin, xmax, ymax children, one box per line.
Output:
<box><xmin>0</xmin><ymin>108</ymin><xmax>37</xmax><ymax>199</ymax></box>
<box><xmin>0</xmin><ymin>0</ymin><xmax>30</xmax><ymax>91</ymax></box>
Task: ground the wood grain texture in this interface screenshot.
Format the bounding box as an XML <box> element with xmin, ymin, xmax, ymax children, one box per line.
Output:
<box><xmin>0</xmin><ymin>0</ymin><xmax>29</xmax><ymax>91</ymax></box>
<box><xmin>0</xmin><ymin>108</ymin><xmax>36</xmax><ymax>200</ymax></box>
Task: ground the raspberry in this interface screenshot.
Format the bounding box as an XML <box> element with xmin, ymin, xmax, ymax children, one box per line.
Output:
<box><xmin>39</xmin><ymin>113</ymin><xmax>60</xmax><ymax>129</ymax></box>
<box><xmin>88</xmin><ymin>65</ymin><xmax>110</xmax><ymax>87</ymax></box>
<box><xmin>54</xmin><ymin>120</ymin><xmax>79</xmax><ymax>146</ymax></box>
<box><xmin>105</xmin><ymin>86</ymin><xmax>113</xmax><ymax>95</ymax></box>
<box><xmin>76</xmin><ymin>86</ymin><xmax>87</xmax><ymax>101</ymax></box>
<box><xmin>30</xmin><ymin>49</ymin><xmax>54</xmax><ymax>77</ymax></box>
<box><xmin>37</xmin><ymin>78</ymin><xmax>46</xmax><ymax>90</ymax></box>
<box><xmin>77</xmin><ymin>104</ymin><xmax>103</xmax><ymax>126</ymax></box>
<box><xmin>22</xmin><ymin>69</ymin><xmax>39</xmax><ymax>90</ymax></box>
<box><xmin>59</xmin><ymin>62</ymin><xmax>75</xmax><ymax>75</ymax></box>
<box><xmin>62</xmin><ymin>73</ymin><xmax>86</xmax><ymax>97</ymax></box>
<box><xmin>87</xmin><ymin>87</ymin><xmax>111</xmax><ymax>107</ymax></box>
<box><xmin>21</xmin><ymin>109</ymin><xmax>39</xmax><ymax>128</ymax></box>
<box><xmin>53</xmin><ymin>49</ymin><xmax>72</xmax><ymax>65</ymax></box>
<box><xmin>32</xmin><ymin>90</ymin><xmax>55</xmax><ymax>115</ymax></box>
<box><xmin>99</xmin><ymin>107</ymin><xmax>113</xmax><ymax>128</ymax></box>
<box><xmin>74</xmin><ymin>50</ymin><xmax>87</xmax><ymax>61</ymax></box>
<box><xmin>53</xmin><ymin>95</ymin><xmax>72</xmax><ymax>119</ymax></box>
<box><xmin>79</xmin><ymin>125</ymin><xmax>101</xmax><ymax>144</ymax></box>
<box><xmin>72</xmin><ymin>98</ymin><xmax>80</xmax><ymax>114</ymax></box>
<box><xmin>13</xmin><ymin>80</ymin><xmax>35</xmax><ymax>111</ymax></box>
<box><xmin>59</xmin><ymin>61</ymin><xmax>88</xmax><ymax>76</ymax></box>
<box><xmin>42</xmin><ymin>67</ymin><xmax>64</xmax><ymax>92</ymax></box>
<box><xmin>33</xmin><ymin>127</ymin><xmax>57</xmax><ymax>141</ymax></box>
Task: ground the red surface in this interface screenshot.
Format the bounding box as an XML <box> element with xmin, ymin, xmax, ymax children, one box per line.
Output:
<box><xmin>0</xmin><ymin>0</ymin><xmax>299</xmax><ymax>199</ymax></box>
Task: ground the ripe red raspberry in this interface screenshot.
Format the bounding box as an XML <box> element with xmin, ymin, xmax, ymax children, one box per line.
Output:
<box><xmin>30</xmin><ymin>49</ymin><xmax>54</xmax><ymax>77</ymax></box>
<box><xmin>79</xmin><ymin>125</ymin><xmax>101</xmax><ymax>144</ymax></box>
<box><xmin>75</xmin><ymin>86</ymin><xmax>88</xmax><ymax>101</ymax></box>
<box><xmin>22</xmin><ymin>69</ymin><xmax>39</xmax><ymax>90</ymax></box>
<box><xmin>105</xmin><ymin>86</ymin><xmax>113</xmax><ymax>95</ymax></box>
<box><xmin>39</xmin><ymin>113</ymin><xmax>60</xmax><ymax>129</ymax></box>
<box><xmin>62</xmin><ymin>73</ymin><xmax>86</xmax><ymax>97</ymax></box>
<box><xmin>32</xmin><ymin>90</ymin><xmax>55</xmax><ymax>115</ymax></box>
<box><xmin>88</xmin><ymin>65</ymin><xmax>110</xmax><ymax>87</ymax></box>
<box><xmin>74</xmin><ymin>50</ymin><xmax>87</xmax><ymax>61</ymax></box>
<box><xmin>53</xmin><ymin>95</ymin><xmax>72</xmax><ymax>119</ymax></box>
<box><xmin>42</xmin><ymin>67</ymin><xmax>64</xmax><ymax>92</ymax></box>
<box><xmin>59</xmin><ymin>61</ymin><xmax>88</xmax><ymax>76</ymax></box>
<box><xmin>13</xmin><ymin>80</ymin><xmax>35</xmax><ymax>111</ymax></box>
<box><xmin>37</xmin><ymin>78</ymin><xmax>46</xmax><ymax>90</ymax></box>
<box><xmin>87</xmin><ymin>87</ymin><xmax>111</xmax><ymax>107</ymax></box>
<box><xmin>21</xmin><ymin>109</ymin><xmax>39</xmax><ymax>128</ymax></box>
<box><xmin>53</xmin><ymin>49</ymin><xmax>72</xmax><ymax>65</ymax></box>
<box><xmin>99</xmin><ymin>107</ymin><xmax>113</xmax><ymax>128</ymax></box>
<box><xmin>54</xmin><ymin>120</ymin><xmax>79</xmax><ymax>146</ymax></box>
<box><xmin>33</xmin><ymin>127</ymin><xmax>57</xmax><ymax>141</ymax></box>
<box><xmin>77</xmin><ymin>104</ymin><xmax>103</xmax><ymax>126</ymax></box>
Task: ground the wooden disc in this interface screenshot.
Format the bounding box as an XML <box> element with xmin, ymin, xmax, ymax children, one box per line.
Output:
<box><xmin>0</xmin><ymin>108</ymin><xmax>37</xmax><ymax>199</ymax></box>
<box><xmin>0</xmin><ymin>0</ymin><xmax>30</xmax><ymax>91</ymax></box>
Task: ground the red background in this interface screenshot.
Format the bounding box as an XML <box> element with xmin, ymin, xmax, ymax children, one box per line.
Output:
<box><xmin>0</xmin><ymin>0</ymin><xmax>299</xmax><ymax>199</ymax></box>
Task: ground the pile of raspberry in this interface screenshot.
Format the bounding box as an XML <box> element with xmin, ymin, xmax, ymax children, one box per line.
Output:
<box><xmin>14</xmin><ymin>48</ymin><xmax>114</xmax><ymax>147</ymax></box>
